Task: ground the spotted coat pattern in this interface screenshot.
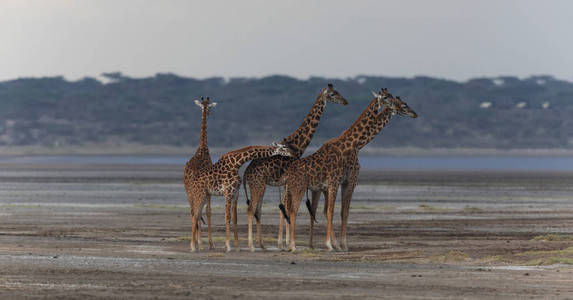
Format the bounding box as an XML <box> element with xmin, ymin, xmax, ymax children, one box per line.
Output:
<box><xmin>183</xmin><ymin>97</ymin><xmax>216</xmax><ymax>249</ymax></box>
<box><xmin>242</xmin><ymin>84</ymin><xmax>348</xmax><ymax>251</ymax></box>
<box><xmin>282</xmin><ymin>89</ymin><xmax>418</xmax><ymax>251</ymax></box>
<box><xmin>186</xmin><ymin>144</ymin><xmax>294</xmax><ymax>252</ymax></box>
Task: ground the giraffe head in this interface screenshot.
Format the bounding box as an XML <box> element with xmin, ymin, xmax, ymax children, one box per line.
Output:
<box><xmin>372</xmin><ymin>89</ymin><xmax>417</xmax><ymax>118</ymax></box>
<box><xmin>271</xmin><ymin>142</ymin><xmax>296</xmax><ymax>157</ymax></box>
<box><xmin>320</xmin><ymin>83</ymin><xmax>348</xmax><ymax>105</ymax></box>
<box><xmin>194</xmin><ymin>97</ymin><xmax>217</xmax><ymax>115</ymax></box>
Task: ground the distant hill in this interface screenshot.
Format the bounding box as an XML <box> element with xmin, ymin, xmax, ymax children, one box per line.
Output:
<box><xmin>0</xmin><ymin>73</ymin><xmax>572</xmax><ymax>150</ymax></box>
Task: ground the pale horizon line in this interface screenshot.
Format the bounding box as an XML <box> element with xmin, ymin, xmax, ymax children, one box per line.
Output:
<box><xmin>0</xmin><ymin>72</ymin><xmax>568</xmax><ymax>85</ymax></box>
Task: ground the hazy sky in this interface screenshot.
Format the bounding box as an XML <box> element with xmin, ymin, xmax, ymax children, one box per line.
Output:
<box><xmin>1</xmin><ymin>0</ymin><xmax>572</xmax><ymax>82</ymax></box>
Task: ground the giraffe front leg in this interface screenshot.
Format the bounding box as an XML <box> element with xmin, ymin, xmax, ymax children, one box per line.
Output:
<box><xmin>340</xmin><ymin>184</ymin><xmax>351</xmax><ymax>252</ymax></box>
<box><xmin>224</xmin><ymin>194</ymin><xmax>232</xmax><ymax>252</ymax></box>
<box><xmin>277</xmin><ymin>212</ymin><xmax>284</xmax><ymax>250</ymax></box>
<box><xmin>256</xmin><ymin>197</ymin><xmax>265</xmax><ymax>250</ymax></box>
<box><xmin>232</xmin><ymin>191</ymin><xmax>239</xmax><ymax>251</ymax></box>
<box><xmin>206</xmin><ymin>195</ymin><xmax>214</xmax><ymax>250</ymax></box>
<box><xmin>308</xmin><ymin>190</ymin><xmax>321</xmax><ymax>249</ymax></box>
<box><xmin>288</xmin><ymin>189</ymin><xmax>304</xmax><ymax>252</ymax></box>
<box><xmin>340</xmin><ymin>176</ymin><xmax>358</xmax><ymax>252</ymax></box>
<box><xmin>247</xmin><ymin>183</ymin><xmax>265</xmax><ymax>252</ymax></box>
<box><xmin>325</xmin><ymin>184</ymin><xmax>339</xmax><ymax>252</ymax></box>
<box><xmin>288</xmin><ymin>210</ymin><xmax>297</xmax><ymax>252</ymax></box>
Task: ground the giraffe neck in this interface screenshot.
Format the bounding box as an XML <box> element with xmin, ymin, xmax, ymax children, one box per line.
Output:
<box><xmin>281</xmin><ymin>94</ymin><xmax>326</xmax><ymax>157</ymax></box>
<box><xmin>338</xmin><ymin>97</ymin><xmax>383</xmax><ymax>149</ymax></box>
<box><xmin>356</xmin><ymin>107</ymin><xmax>393</xmax><ymax>150</ymax></box>
<box><xmin>198</xmin><ymin>106</ymin><xmax>209</xmax><ymax>150</ymax></box>
<box><xmin>220</xmin><ymin>146</ymin><xmax>279</xmax><ymax>170</ymax></box>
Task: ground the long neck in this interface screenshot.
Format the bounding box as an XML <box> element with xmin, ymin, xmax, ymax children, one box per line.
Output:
<box><xmin>221</xmin><ymin>146</ymin><xmax>279</xmax><ymax>169</ymax></box>
<box><xmin>199</xmin><ymin>107</ymin><xmax>208</xmax><ymax>150</ymax></box>
<box><xmin>356</xmin><ymin>107</ymin><xmax>393</xmax><ymax>150</ymax></box>
<box><xmin>281</xmin><ymin>94</ymin><xmax>326</xmax><ymax>157</ymax></box>
<box><xmin>338</xmin><ymin>97</ymin><xmax>382</xmax><ymax>149</ymax></box>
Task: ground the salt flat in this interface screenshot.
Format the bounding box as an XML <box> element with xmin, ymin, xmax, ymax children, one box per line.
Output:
<box><xmin>1</xmin><ymin>163</ymin><xmax>573</xmax><ymax>299</ymax></box>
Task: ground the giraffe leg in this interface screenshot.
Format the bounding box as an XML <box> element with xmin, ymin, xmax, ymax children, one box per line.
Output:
<box><xmin>308</xmin><ymin>190</ymin><xmax>321</xmax><ymax>249</ymax></box>
<box><xmin>278</xmin><ymin>185</ymin><xmax>289</xmax><ymax>250</ymax></box>
<box><xmin>190</xmin><ymin>207</ymin><xmax>197</xmax><ymax>252</ymax></box>
<box><xmin>224</xmin><ymin>193</ymin><xmax>232</xmax><ymax>252</ymax></box>
<box><xmin>285</xmin><ymin>215</ymin><xmax>290</xmax><ymax>247</ymax></box>
<box><xmin>325</xmin><ymin>184</ymin><xmax>339</xmax><ymax>252</ymax></box>
<box><xmin>284</xmin><ymin>189</ymin><xmax>291</xmax><ymax>248</ymax></box>
<box><xmin>255</xmin><ymin>188</ymin><xmax>266</xmax><ymax>250</ymax></box>
<box><xmin>247</xmin><ymin>212</ymin><xmax>255</xmax><ymax>252</ymax></box>
<box><xmin>189</xmin><ymin>191</ymin><xmax>206</xmax><ymax>252</ymax></box>
<box><xmin>321</xmin><ymin>190</ymin><xmax>338</xmax><ymax>250</ymax></box>
<box><xmin>206</xmin><ymin>195</ymin><xmax>214</xmax><ymax>250</ymax></box>
<box><xmin>277</xmin><ymin>212</ymin><xmax>284</xmax><ymax>250</ymax></box>
<box><xmin>197</xmin><ymin>204</ymin><xmax>204</xmax><ymax>250</ymax></box>
<box><xmin>288</xmin><ymin>188</ymin><xmax>305</xmax><ymax>252</ymax></box>
<box><xmin>340</xmin><ymin>168</ymin><xmax>359</xmax><ymax>252</ymax></box>
<box><xmin>232</xmin><ymin>191</ymin><xmax>239</xmax><ymax>251</ymax></box>
<box><xmin>247</xmin><ymin>182</ymin><xmax>265</xmax><ymax>252</ymax></box>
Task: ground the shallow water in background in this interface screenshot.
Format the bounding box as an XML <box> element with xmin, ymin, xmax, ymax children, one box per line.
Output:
<box><xmin>1</xmin><ymin>155</ymin><xmax>573</xmax><ymax>171</ymax></box>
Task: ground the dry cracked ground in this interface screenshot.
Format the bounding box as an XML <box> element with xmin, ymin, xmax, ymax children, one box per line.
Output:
<box><xmin>1</xmin><ymin>163</ymin><xmax>573</xmax><ymax>299</ymax></box>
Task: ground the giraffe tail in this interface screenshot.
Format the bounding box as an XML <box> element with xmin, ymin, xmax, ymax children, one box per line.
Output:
<box><xmin>305</xmin><ymin>193</ymin><xmax>317</xmax><ymax>224</ymax></box>
<box><xmin>279</xmin><ymin>203</ymin><xmax>290</xmax><ymax>224</ymax></box>
<box><xmin>243</xmin><ymin>175</ymin><xmax>250</xmax><ymax>206</ymax></box>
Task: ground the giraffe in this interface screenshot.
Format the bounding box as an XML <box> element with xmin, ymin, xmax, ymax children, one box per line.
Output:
<box><xmin>242</xmin><ymin>84</ymin><xmax>348</xmax><ymax>252</ymax></box>
<box><xmin>186</xmin><ymin>143</ymin><xmax>295</xmax><ymax>252</ymax></box>
<box><xmin>306</xmin><ymin>90</ymin><xmax>417</xmax><ymax>249</ymax></box>
<box><xmin>183</xmin><ymin>97</ymin><xmax>217</xmax><ymax>249</ymax></box>
<box><xmin>281</xmin><ymin>88</ymin><xmax>417</xmax><ymax>251</ymax></box>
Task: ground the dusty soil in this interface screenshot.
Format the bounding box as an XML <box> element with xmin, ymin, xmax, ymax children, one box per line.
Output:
<box><xmin>1</xmin><ymin>163</ymin><xmax>573</xmax><ymax>299</ymax></box>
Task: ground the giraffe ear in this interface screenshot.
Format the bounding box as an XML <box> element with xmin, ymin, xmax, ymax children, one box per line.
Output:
<box><xmin>371</xmin><ymin>91</ymin><xmax>381</xmax><ymax>98</ymax></box>
<box><xmin>208</xmin><ymin>102</ymin><xmax>217</xmax><ymax>108</ymax></box>
<box><xmin>194</xmin><ymin>100</ymin><xmax>202</xmax><ymax>108</ymax></box>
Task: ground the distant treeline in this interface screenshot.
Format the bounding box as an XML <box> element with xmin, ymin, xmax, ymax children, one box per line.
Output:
<box><xmin>0</xmin><ymin>73</ymin><xmax>571</xmax><ymax>149</ymax></box>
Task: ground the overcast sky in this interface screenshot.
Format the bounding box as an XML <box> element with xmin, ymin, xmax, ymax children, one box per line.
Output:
<box><xmin>1</xmin><ymin>0</ymin><xmax>572</xmax><ymax>82</ymax></box>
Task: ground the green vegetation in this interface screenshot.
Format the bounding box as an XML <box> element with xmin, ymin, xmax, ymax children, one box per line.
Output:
<box><xmin>0</xmin><ymin>74</ymin><xmax>571</xmax><ymax>149</ymax></box>
<box><xmin>431</xmin><ymin>250</ymin><xmax>470</xmax><ymax>263</ymax></box>
<box><xmin>463</xmin><ymin>206</ymin><xmax>484</xmax><ymax>213</ymax></box>
<box><xmin>531</xmin><ymin>234</ymin><xmax>573</xmax><ymax>241</ymax></box>
<box><xmin>483</xmin><ymin>247</ymin><xmax>573</xmax><ymax>266</ymax></box>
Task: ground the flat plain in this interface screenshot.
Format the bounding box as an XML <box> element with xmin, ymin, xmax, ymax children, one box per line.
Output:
<box><xmin>1</xmin><ymin>163</ymin><xmax>573</xmax><ymax>299</ymax></box>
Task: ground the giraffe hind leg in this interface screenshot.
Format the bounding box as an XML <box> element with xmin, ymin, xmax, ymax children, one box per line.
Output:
<box><xmin>255</xmin><ymin>192</ymin><xmax>266</xmax><ymax>250</ymax></box>
<box><xmin>232</xmin><ymin>191</ymin><xmax>239</xmax><ymax>251</ymax></box>
<box><xmin>206</xmin><ymin>195</ymin><xmax>214</xmax><ymax>250</ymax></box>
